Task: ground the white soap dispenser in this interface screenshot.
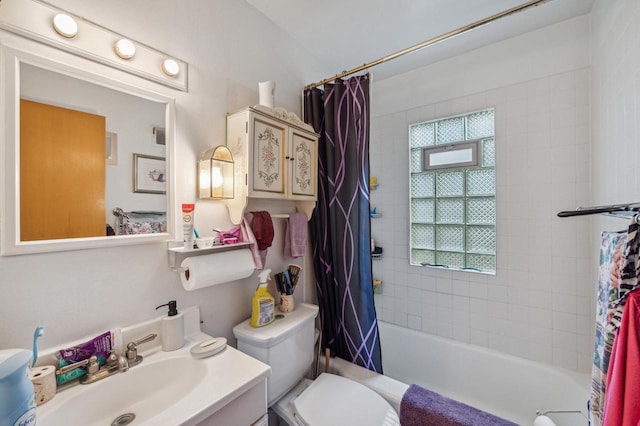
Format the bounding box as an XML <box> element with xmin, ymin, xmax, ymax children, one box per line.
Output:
<box><xmin>155</xmin><ymin>300</ymin><xmax>184</xmax><ymax>351</ymax></box>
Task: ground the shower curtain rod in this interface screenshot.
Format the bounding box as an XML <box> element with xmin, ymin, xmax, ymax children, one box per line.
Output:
<box><xmin>304</xmin><ymin>0</ymin><xmax>553</xmax><ymax>90</ymax></box>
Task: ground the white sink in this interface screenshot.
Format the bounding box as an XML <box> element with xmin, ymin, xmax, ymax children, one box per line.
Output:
<box><xmin>36</xmin><ymin>331</ymin><xmax>271</xmax><ymax>426</ymax></box>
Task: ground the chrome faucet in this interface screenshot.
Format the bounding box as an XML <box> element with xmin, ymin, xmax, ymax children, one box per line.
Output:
<box><xmin>55</xmin><ymin>352</ymin><xmax>127</xmax><ymax>385</ymax></box>
<box><xmin>53</xmin><ymin>333</ymin><xmax>157</xmax><ymax>386</ymax></box>
<box><xmin>125</xmin><ymin>333</ymin><xmax>157</xmax><ymax>368</ymax></box>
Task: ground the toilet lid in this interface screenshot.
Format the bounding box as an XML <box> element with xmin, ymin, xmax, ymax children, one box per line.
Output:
<box><xmin>293</xmin><ymin>373</ymin><xmax>400</xmax><ymax>426</ymax></box>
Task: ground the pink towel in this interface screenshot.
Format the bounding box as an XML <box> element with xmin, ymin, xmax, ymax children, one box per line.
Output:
<box><xmin>284</xmin><ymin>212</ymin><xmax>308</xmax><ymax>258</ymax></box>
<box><xmin>603</xmin><ymin>290</ymin><xmax>640</xmax><ymax>426</ymax></box>
<box><xmin>241</xmin><ymin>214</ymin><xmax>264</xmax><ymax>269</ymax></box>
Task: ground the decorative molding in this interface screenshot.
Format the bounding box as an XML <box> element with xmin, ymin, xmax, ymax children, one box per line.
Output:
<box><xmin>253</xmin><ymin>105</ymin><xmax>314</xmax><ymax>132</ymax></box>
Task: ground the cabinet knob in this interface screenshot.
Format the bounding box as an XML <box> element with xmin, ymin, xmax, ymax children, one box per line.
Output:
<box><xmin>285</xmin><ymin>156</ymin><xmax>290</xmax><ymax>159</ymax></box>
<box><xmin>290</xmin><ymin>157</ymin><xmax>295</xmax><ymax>161</ymax></box>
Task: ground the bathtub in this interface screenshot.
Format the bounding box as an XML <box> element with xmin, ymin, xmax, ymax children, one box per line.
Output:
<box><xmin>329</xmin><ymin>321</ymin><xmax>591</xmax><ymax>426</ymax></box>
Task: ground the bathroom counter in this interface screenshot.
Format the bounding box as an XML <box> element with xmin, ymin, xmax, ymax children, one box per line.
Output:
<box><xmin>36</xmin><ymin>310</ymin><xmax>271</xmax><ymax>426</ymax></box>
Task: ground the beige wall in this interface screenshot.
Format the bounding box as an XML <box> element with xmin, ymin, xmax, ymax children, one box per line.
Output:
<box><xmin>0</xmin><ymin>0</ymin><xmax>330</xmax><ymax>351</ymax></box>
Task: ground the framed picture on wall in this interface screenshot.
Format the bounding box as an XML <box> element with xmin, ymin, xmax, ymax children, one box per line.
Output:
<box><xmin>133</xmin><ymin>153</ymin><xmax>166</xmax><ymax>194</ymax></box>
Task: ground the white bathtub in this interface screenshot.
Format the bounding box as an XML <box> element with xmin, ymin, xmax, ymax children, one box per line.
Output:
<box><xmin>330</xmin><ymin>321</ymin><xmax>591</xmax><ymax>426</ymax></box>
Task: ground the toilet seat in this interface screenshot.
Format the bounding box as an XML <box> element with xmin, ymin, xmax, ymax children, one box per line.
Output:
<box><xmin>292</xmin><ymin>373</ymin><xmax>400</xmax><ymax>426</ymax></box>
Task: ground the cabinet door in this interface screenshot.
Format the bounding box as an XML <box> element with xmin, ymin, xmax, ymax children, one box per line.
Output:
<box><xmin>250</xmin><ymin>115</ymin><xmax>286</xmax><ymax>197</ymax></box>
<box><xmin>288</xmin><ymin>128</ymin><xmax>317</xmax><ymax>198</ymax></box>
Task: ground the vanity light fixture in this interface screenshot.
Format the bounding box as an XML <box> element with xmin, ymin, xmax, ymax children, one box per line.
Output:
<box><xmin>52</xmin><ymin>13</ymin><xmax>78</xmax><ymax>38</ymax></box>
<box><xmin>161</xmin><ymin>59</ymin><xmax>180</xmax><ymax>77</ymax></box>
<box><xmin>0</xmin><ymin>0</ymin><xmax>188</xmax><ymax>90</ymax></box>
<box><xmin>114</xmin><ymin>39</ymin><xmax>136</xmax><ymax>59</ymax></box>
<box><xmin>198</xmin><ymin>146</ymin><xmax>234</xmax><ymax>199</ymax></box>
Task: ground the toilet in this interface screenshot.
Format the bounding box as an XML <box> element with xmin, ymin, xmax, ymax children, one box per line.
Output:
<box><xmin>233</xmin><ymin>303</ymin><xmax>400</xmax><ymax>425</ymax></box>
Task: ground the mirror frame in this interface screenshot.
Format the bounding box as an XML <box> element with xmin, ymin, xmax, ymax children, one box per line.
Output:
<box><xmin>0</xmin><ymin>33</ymin><xmax>177</xmax><ymax>255</ymax></box>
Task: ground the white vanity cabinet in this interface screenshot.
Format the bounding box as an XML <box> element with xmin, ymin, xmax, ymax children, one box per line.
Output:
<box><xmin>225</xmin><ymin>106</ymin><xmax>318</xmax><ymax>223</ymax></box>
<box><xmin>195</xmin><ymin>379</ymin><xmax>268</xmax><ymax>425</ymax></box>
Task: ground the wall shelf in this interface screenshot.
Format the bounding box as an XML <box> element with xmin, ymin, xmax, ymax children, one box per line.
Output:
<box><xmin>167</xmin><ymin>241</ymin><xmax>252</xmax><ymax>272</ymax></box>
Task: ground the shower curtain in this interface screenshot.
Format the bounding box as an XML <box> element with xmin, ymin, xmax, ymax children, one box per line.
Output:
<box><xmin>303</xmin><ymin>75</ymin><xmax>382</xmax><ymax>373</ymax></box>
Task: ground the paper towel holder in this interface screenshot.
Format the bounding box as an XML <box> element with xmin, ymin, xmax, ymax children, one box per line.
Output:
<box><xmin>167</xmin><ymin>241</ymin><xmax>252</xmax><ymax>272</ymax></box>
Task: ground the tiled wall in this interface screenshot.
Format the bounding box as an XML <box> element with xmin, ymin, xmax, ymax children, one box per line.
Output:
<box><xmin>591</xmin><ymin>0</ymin><xmax>640</xmax><ymax>208</ymax></box>
<box><xmin>370</xmin><ymin>17</ymin><xmax>593</xmax><ymax>373</ymax></box>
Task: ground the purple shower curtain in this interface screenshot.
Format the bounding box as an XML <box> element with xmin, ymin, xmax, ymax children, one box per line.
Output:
<box><xmin>304</xmin><ymin>75</ymin><xmax>382</xmax><ymax>373</ymax></box>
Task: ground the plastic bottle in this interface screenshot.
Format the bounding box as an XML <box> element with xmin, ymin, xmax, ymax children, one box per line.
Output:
<box><xmin>155</xmin><ymin>301</ymin><xmax>185</xmax><ymax>351</ymax></box>
<box><xmin>0</xmin><ymin>349</ymin><xmax>36</xmax><ymax>426</ymax></box>
<box><xmin>250</xmin><ymin>269</ymin><xmax>275</xmax><ymax>328</ymax></box>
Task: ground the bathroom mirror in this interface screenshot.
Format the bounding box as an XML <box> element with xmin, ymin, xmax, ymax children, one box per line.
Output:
<box><xmin>0</xmin><ymin>35</ymin><xmax>177</xmax><ymax>255</ymax></box>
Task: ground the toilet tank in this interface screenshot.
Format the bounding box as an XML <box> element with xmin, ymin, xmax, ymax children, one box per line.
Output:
<box><xmin>233</xmin><ymin>303</ymin><xmax>319</xmax><ymax>407</ymax></box>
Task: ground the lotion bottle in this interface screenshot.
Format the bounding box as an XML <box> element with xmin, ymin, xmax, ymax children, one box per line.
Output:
<box><xmin>155</xmin><ymin>300</ymin><xmax>184</xmax><ymax>351</ymax></box>
<box><xmin>251</xmin><ymin>269</ymin><xmax>275</xmax><ymax>328</ymax></box>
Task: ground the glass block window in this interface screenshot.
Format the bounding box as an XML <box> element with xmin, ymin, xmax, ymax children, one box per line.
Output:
<box><xmin>409</xmin><ymin>109</ymin><xmax>496</xmax><ymax>274</ymax></box>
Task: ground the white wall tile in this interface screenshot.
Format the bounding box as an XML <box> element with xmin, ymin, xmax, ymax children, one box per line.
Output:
<box><xmin>372</xmin><ymin>66</ymin><xmax>593</xmax><ymax>374</ymax></box>
<box><xmin>366</xmin><ymin>9</ymin><xmax>622</xmax><ymax>374</ymax></box>
<box><xmin>408</xmin><ymin>315</ymin><xmax>422</xmax><ymax>330</ymax></box>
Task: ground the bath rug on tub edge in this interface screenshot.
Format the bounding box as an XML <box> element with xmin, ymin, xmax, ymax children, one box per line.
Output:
<box><xmin>400</xmin><ymin>384</ymin><xmax>518</xmax><ymax>426</ymax></box>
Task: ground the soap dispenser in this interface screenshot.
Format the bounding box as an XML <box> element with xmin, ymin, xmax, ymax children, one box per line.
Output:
<box><xmin>155</xmin><ymin>301</ymin><xmax>184</xmax><ymax>351</ymax></box>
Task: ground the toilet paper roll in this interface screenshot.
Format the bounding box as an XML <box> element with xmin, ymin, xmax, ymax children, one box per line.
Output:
<box><xmin>29</xmin><ymin>365</ymin><xmax>56</xmax><ymax>406</ymax></box>
<box><xmin>180</xmin><ymin>249</ymin><xmax>255</xmax><ymax>291</ymax></box>
<box><xmin>258</xmin><ymin>81</ymin><xmax>276</xmax><ymax>108</ymax></box>
<box><xmin>533</xmin><ymin>415</ymin><xmax>557</xmax><ymax>426</ymax></box>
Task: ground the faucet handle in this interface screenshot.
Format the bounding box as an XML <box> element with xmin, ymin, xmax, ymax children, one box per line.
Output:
<box><xmin>129</xmin><ymin>333</ymin><xmax>157</xmax><ymax>348</ymax></box>
<box><xmin>125</xmin><ymin>333</ymin><xmax>157</xmax><ymax>363</ymax></box>
<box><xmin>55</xmin><ymin>354</ymin><xmax>98</xmax><ymax>376</ymax></box>
<box><xmin>86</xmin><ymin>355</ymin><xmax>99</xmax><ymax>375</ymax></box>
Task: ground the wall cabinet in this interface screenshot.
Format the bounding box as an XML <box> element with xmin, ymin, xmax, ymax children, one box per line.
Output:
<box><xmin>225</xmin><ymin>106</ymin><xmax>318</xmax><ymax>224</ymax></box>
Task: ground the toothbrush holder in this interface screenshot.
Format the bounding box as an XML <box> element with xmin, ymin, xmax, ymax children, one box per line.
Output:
<box><xmin>279</xmin><ymin>293</ymin><xmax>294</xmax><ymax>313</ymax></box>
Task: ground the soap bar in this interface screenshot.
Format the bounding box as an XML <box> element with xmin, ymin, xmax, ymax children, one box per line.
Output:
<box><xmin>190</xmin><ymin>338</ymin><xmax>227</xmax><ymax>359</ymax></box>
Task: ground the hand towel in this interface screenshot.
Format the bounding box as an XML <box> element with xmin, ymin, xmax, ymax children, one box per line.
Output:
<box><xmin>284</xmin><ymin>212</ymin><xmax>308</xmax><ymax>258</ymax></box>
<box><xmin>241</xmin><ymin>213</ymin><xmax>264</xmax><ymax>270</ymax></box>
<box><xmin>248</xmin><ymin>211</ymin><xmax>273</xmax><ymax>267</ymax></box>
<box><xmin>251</xmin><ymin>211</ymin><xmax>274</xmax><ymax>250</ymax></box>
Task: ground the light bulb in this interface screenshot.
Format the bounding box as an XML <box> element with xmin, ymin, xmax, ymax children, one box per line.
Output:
<box><xmin>162</xmin><ymin>59</ymin><xmax>180</xmax><ymax>77</ymax></box>
<box><xmin>52</xmin><ymin>13</ymin><xmax>78</xmax><ymax>38</ymax></box>
<box><xmin>211</xmin><ymin>167</ymin><xmax>223</xmax><ymax>188</ymax></box>
<box><xmin>114</xmin><ymin>39</ymin><xmax>136</xmax><ymax>59</ymax></box>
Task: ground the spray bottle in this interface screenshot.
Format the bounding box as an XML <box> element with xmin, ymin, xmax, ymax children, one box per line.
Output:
<box><xmin>251</xmin><ymin>269</ymin><xmax>275</xmax><ymax>327</ymax></box>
